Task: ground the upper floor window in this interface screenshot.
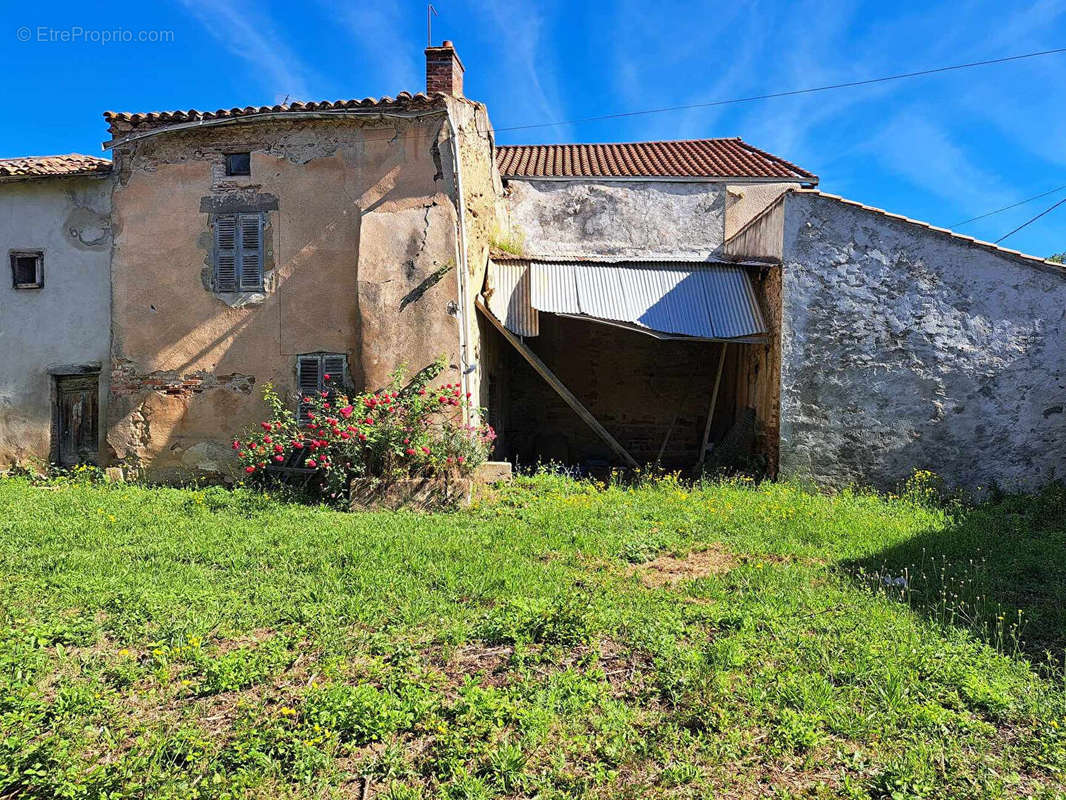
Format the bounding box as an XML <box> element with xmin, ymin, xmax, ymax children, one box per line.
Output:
<box><xmin>225</xmin><ymin>152</ymin><xmax>251</xmax><ymax>176</ymax></box>
<box><xmin>10</xmin><ymin>251</ymin><xmax>42</xmax><ymax>289</ymax></box>
<box><xmin>213</xmin><ymin>213</ymin><xmax>263</xmax><ymax>292</ymax></box>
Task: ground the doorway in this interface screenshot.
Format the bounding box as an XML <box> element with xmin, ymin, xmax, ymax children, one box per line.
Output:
<box><xmin>53</xmin><ymin>374</ymin><xmax>99</xmax><ymax>466</ymax></box>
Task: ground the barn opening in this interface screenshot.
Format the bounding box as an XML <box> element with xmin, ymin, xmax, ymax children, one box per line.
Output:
<box><xmin>477</xmin><ymin>258</ymin><xmax>780</xmax><ymax>475</ymax></box>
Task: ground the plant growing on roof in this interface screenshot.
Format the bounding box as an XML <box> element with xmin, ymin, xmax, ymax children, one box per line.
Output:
<box><xmin>233</xmin><ymin>356</ymin><xmax>495</xmax><ymax>505</ymax></box>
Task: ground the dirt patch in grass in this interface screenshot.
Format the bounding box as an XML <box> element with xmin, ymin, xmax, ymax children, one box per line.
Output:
<box><xmin>632</xmin><ymin>545</ymin><xmax>735</xmax><ymax>587</ymax></box>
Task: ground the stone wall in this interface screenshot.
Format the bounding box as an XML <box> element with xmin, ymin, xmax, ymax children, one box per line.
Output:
<box><xmin>107</xmin><ymin>110</ymin><xmax>475</xmax><ymax>480</ymax></box>
<box><xmin>776</xmin><ymin>191</ymin><xmax>1066</xmax><ymax>491</ymax></box>
<box><xmin>0</xmin><ymin>175</ymin><xmax>112</xmax><ymax>466</ymax></box>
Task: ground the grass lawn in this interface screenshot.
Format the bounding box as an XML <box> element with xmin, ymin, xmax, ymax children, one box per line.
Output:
<box><xmin>0</xmin><ymin>473</ymin><xmax>1065</xmax><ymax>799</ymax></box>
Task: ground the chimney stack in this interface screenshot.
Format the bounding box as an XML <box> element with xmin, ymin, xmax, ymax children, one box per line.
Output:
<box><xmin>425</xmin><ymin>40</ymin><xmax>464</xmax><ymax>97</ymax></box>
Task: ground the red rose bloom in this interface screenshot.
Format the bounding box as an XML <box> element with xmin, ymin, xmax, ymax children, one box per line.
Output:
<box><xmin>245</xmin><ymin>465</ymin><xmax>256</xmax><ymax>473</ymax></box>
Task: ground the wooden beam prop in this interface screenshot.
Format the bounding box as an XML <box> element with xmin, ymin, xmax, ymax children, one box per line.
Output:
<box><xmin>697</xmin><ymin>342</ymin><xmax>729</xmax><ymax>468</ymax></box>
<box><xmin>476</xmin><ymin>300</ymin><xmax>639</xmax><ymax>469</ymax></box>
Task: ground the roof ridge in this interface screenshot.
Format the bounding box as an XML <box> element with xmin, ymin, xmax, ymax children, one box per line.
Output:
<box><xmin>497</xmin><ymin>136</ymin><xmax>742</xmax><ymax>149</ymax></box>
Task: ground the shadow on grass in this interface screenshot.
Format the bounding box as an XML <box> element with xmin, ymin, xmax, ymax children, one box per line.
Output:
<box><xmin>844</xmin><ymin>483</ymin><xmax>1066</xmax><ymax>663</ymax></box>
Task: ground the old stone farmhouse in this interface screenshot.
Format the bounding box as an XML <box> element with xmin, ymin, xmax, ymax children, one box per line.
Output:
<box><xmin>1</xmin><ymin>41</ymin><xmax>1063</xmax><ymax>491</ymax></box>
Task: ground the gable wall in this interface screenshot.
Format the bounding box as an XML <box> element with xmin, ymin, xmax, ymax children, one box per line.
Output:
<box><xmin>777</xmin><ymin>191</ymin><xmax>1066</xmax><ymax>491</ymax></box>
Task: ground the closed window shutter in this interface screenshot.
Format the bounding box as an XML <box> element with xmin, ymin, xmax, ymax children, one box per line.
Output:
<box><xmin>238</xmin><ymin>214</ymin><xmax>263</xmax><ymax>290</ymax></box>
<box><xmin>297</xmin><ymin>355</ymin><xmax>321</xmax><ymax>422</ymax></box>
<box><xmin>214</xmin><ymin>215</ymin><xmax>238</xmax><ymax>292</ymax></box>
<box><xmin>321</xmin><ymin>354</ymin><xmax>347</xmax><ymax>390</ymax></box>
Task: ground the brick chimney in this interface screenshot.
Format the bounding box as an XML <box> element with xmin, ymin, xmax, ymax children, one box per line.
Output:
<box><xmin>425</xmin><ymin>40</ymin><xmax>464</xmax><ymax>97</ymax></box>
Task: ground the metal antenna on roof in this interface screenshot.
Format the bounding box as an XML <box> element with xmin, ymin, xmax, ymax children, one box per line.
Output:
<box><xmin>427</xmin><ymin>4</ymin><xmax>438</xmax><ymax>47</ymax></box>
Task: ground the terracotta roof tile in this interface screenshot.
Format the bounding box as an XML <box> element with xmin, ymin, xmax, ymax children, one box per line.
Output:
<box><xmin>103</xmin><ymin>93</ymin><xmax>446</xmax><ymax>137</ymax></box>
<box><xmin>0</xmin><ymin>154</ymin><xmax>111</xmax><ymax>180</ymax></box>
<box><xmin>497</xmin><ymin>138</ymin><xmax>816</xmax><ymax>181</ymax></box>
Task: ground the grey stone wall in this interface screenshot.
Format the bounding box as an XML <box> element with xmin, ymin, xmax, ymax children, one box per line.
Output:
<box><xmin>503</xmin><ymin>179</ymin><xmax>727</xmax><ymax>259</ymax></box>
<box><xmin>778</xmin><ymin>191</ymin><xmax>1066</xmax><ymax>492</ymax></box>
<box><xmin>0</xmin><ymin>174</ymin><xmax>112</xmax><ymax>466</ymax></box>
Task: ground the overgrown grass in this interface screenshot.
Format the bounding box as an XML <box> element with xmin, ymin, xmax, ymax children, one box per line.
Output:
<box><xmin>0</xmin><ymin>473</ymin><xmax>1064</xmax><ymax>798</ymax></box>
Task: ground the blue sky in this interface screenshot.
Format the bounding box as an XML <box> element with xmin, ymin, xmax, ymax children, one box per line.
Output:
<box><xmin>4</xmin><ymin>0</ymin><xmax>1065</xmax><ymax>257</ymax></box>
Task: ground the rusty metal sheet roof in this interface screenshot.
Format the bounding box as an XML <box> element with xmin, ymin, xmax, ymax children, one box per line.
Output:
<box><xmin>489</xmin><ymin>259</ymin><xmax>767</xmax><ymax>340</ymax></box>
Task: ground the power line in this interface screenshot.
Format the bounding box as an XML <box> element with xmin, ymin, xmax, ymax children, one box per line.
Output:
<box><xmin>495</xmin><ymin>48</ymin><xmax>1066</xmax><ymax>134</ymax></box>
<box><xmin>952</xmin><ymin>184</ymin><xmax>1066</xmax><ymax>227</ymax></box>
<box><xmin>994</xmin><ymin>196</ymin><xmax>1066</xmax><ymax>244</ymax></box>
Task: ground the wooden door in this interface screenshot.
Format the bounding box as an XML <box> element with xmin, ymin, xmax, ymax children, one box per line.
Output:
<box><xmin>55</xmin><ymin>375</ymin><xmax>99</xmax><ymax>466</ymax></box>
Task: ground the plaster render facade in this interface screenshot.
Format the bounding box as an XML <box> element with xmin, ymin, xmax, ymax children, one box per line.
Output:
<box><xmin>0</xmin><ymin>175</ymin><xmax>112</xmax><ymax>466</ymax></box>
<box><xmin>503</xmin><ymin>179</ymin><xmax>729</xmax><ymax>259</ymax></box>
<box><xmin>106</xmin><ymin>98</ymin><xmax>496</xmax><ymax>480</ymax></box>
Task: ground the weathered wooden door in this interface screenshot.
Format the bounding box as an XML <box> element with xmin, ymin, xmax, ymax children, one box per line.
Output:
<box><xmin>55</xmin><ymin>375</ymin><xmax>99</xmax><ymax>466</ymax></box>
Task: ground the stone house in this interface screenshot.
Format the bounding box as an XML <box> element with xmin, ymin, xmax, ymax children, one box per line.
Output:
<box><xmin>0</xmin><ymin>40</ymin><xmax>1063</xmax><ymax>491</ymax></box>
<box><xmin>0</xmin><ymin>155</ymin><xmax>112</xmax><ymax>467</ymax></box>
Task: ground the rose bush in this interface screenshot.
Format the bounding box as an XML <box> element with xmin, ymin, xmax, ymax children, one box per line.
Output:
<box><xmin>233</xmin><ymin>360</ymin><xmax>495</xmax><ymax>504</ymax></box>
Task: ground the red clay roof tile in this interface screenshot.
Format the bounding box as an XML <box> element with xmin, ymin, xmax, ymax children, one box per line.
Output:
<box><xmin>496</xmin><ymin>138</ymin><xmax>816</xmax><ymax>181</ymax></box>
<box><xmin>0</xmin><ymin>154</ymin><xmax>111</xmax><ymax>179</ymax></box>
<box><xmin>103</xmin><ymin>93</ymin><xmax>446</xmax><ymax>137</ymax></box>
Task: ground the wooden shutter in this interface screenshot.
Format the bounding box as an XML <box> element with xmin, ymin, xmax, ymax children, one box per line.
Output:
<box><xmin>214</xmin><ymin>215</ymin><xmax>238</xmax><ymax>292</ymax></box>
<box><xmin>297</xmin><ymin>355</ymin><xmax>321</xmax><ymax>422</ymax></box>
<box><xmin>238</xmin><ymin>213</ymin><xmax>263</xmax><ymax>290</ymax></box>
<box><xmin>321</xmin><ymin>354</ymin><xmax>347</xmax><ymax>390</ymax></box>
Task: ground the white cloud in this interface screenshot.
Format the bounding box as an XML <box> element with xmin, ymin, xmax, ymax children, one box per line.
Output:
<box><xmin>865</xmin><ymin>113</ymin><xmax>1013</xmax><ymax>214</ymax></box>
<box><xmin>178</xmin><ymin>0</ymin><xmax>314</xmax><ymax>102</ymax></box>
<box><xmin>325</xmin><ymin>0</ymin><xmax>420</xmax><ymax>95</ymax></box>
<box><xmin>473</xmin><ymin>0</ymin><xmax>573</xmax><ymax>141</ymax></box>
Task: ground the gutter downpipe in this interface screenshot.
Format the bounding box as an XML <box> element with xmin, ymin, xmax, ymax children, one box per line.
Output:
<box><xmin>444</xmin><ymin>106</ymin><xmax>474</xmax><ymax>424</ymax></box>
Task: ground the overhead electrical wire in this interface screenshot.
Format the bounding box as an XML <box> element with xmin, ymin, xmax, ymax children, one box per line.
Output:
<box><xmin>951</xmin><ymin>184</ymin><xmax>1066</xmax><ymax>227</ymax></box>
<box><xmin>494</xmin><ymin>47</ymin><xmax>1066</xmax><ymax>133</ymax></box>
<box><xmin>994</xmin><ymin>196</ymin><xmax>1066</xmax><ymax>244</ymax></box>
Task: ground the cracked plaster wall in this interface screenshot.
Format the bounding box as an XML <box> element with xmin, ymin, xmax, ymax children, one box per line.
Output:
<box><xmin>0</xmin><ymin>175</ymin><xmax>112</xmax><ymax>466</ymax></box>
<box><xmin>778</xmin><ymin>192</ymin><xmax>1066</xmax><ymax>491</ymax></box>
<box><xmin>108</xmin><ymin>114</ymin><xmax>471</xmax><ymax>480</ymax></box>
<box><xmin>503</xmin><ymin>179</ymin><xmax>728</xmax><ymax>260</ymax></box>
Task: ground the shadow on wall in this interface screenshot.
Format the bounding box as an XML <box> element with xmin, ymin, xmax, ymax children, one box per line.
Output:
<box><xmin>843</xmin><ymin>483</ymin><xmax>1066</xmax><ymax>663</ymax></box>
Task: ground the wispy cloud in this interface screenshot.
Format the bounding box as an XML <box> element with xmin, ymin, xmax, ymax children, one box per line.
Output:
<box><xmin>325</xmin><ymin>0</ymin><xmax>420</xmax><ymax>95</ymax></box>
<box><xmin>865</xmin><ymin>112</ymin><xmax>1013</xmax><ymax>214</ymax></box>
<box><xmin>473</xmin><ymin>0</ymin><xmax>573</xmax><ymax>141</ymax></box>
<box><xmin>178</xmin><ymin>0</ymin><xmax>314</xmax><ymax>102</ymax></box>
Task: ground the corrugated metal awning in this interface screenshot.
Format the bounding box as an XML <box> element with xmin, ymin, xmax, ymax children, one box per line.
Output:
<box><xmin>487</xmin><ymin>259</ymin><xmax>768</xmax><ymax>341</ymax></box>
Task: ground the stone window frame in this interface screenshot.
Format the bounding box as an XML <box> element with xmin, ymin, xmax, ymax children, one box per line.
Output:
<box><xmin>10</xmin><ymin>250</ymin><xmax>43</xmax><ymax>289</ymax></box>
<box><xmin>212</xmin><ymin>212</ymin><xmax>264</xmax><ymax>293</ymax></box>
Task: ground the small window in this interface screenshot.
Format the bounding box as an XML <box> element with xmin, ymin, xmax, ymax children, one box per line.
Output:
<box><xmin>10</xmin><ymin>251</ymin><xmax>42</xmax><ymax>289</ymax></box>
<box><xmin>297</xmin><ymin>353</ymin><xmax>349</xmax><ymax>421</ymax></box>
<box><xmin>213</xmin><ymin>213</ymin><xmax>264</xmax><ymax>292</ymax></box>
<box><xmin>225</xmin><ymin>152</ymin><xmax>251</xmax><ymax>176</ymax></box>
